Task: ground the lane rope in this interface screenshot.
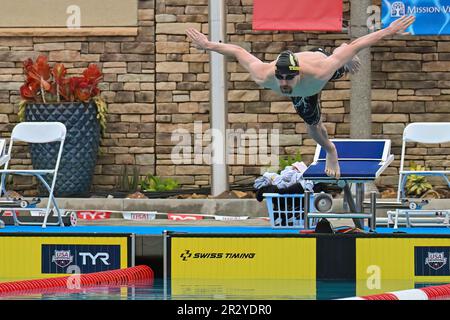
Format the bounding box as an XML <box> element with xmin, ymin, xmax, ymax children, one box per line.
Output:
<box><xmin>340</xmin><ymin>283</ymin><xmax>450</xmax><ymax>300</ymax></box>
<box><xmin>0</xmin><ymin>265</ymin><xmax>154</xmax><ymax>296</ymax></box>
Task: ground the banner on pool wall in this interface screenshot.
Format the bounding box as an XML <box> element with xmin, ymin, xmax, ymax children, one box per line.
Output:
<box><xmin>253</xmin><ymin>0</ymin><xmax>343</xmax><ymax>31</ymax></box>
<box><xmin>382</xmin><ymin>0</ymin><xmax>450</xmax><ymax>35</ymax></box>
<box><xmin>0</xmin><ymin>234</ymin><xmax>132</xmax><ymax>280</ymax></box>
<box><xmin>169</xmin><ymin>236</ymin><xmax>317</xmax><ymax>280</ymax></box>
<box><xmin>42</xmin><ymin>244</ymin><xmax>122</xmax><ymax>274</ymax></box>
<box><xmin>167</xmin><ymin>234</ymin><xmax>450</xmax><ymax>298</ymax></box>
<box><xmin>356</xmin><ymin>238</ymin><xmax>450</xmax><ymax>296</ymax></box>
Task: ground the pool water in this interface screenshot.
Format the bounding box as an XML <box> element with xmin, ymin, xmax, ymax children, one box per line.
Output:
<box><xmin>1</xmin><ymin>279</ymin><xmax>448</xmax><ymax>300</ymax></box>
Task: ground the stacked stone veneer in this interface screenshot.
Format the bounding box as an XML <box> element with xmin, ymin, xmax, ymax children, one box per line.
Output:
<box><xmin>0</xmin><ymin>0</ymin><xmax>449</xmax><ymax>194</ymax></box>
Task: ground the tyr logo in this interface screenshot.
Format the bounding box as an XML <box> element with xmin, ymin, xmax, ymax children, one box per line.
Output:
<box><xmin>79</xmin><ymin>252</ymin><xmax>110</xmax><ymax>266</ymax></box>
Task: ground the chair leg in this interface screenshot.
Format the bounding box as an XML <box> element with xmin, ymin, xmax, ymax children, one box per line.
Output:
<box><xmin>12</xmin><ymin>209</ymin><xmax>20</xmax><ymax>226</ymax></box>
<box><xmin>42</xmin><ymin>206</ymin><xmax>51</xmax><ymax>228</ymax></box>
<box><xmin>443</xmin><ymin>174</ymin><xmax>450</xmax><ymax>189</ymax></box>
<box><xmin>42</xmin><ymin>195</ymin><xmax>63</xmax><ymax>227</ymax></box>
<box><xmin>36</xmin><ymin>174</ymin><xmax>63</xmax><ymax>228</ymax></box>
<box><xmin>399</xmin><ymin>174</ymin><xmax>408</xmax><ymax>201</ymax></box>
<box><xmin>48</xmin><ymin>190</ymin><xmax>63</xmax><ymax>226</ymax></box>
<box><xmin>1</xmin><ymin>173</ymin><xmax>21</xmax><ymax>226</ymax></box>
<box><xmin>394</xmin><ymin>210</ymin><xmax>399</xmax><ymax>229</ymax></box>
<box><xmin>0</xmin><ymin>173</ymin><xmax>6</xmax><ymax>197</ymax></box>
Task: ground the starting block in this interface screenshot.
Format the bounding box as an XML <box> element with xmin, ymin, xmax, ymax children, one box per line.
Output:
<box><xmin>0</xmin><ymin>209</ymin><xmax>77</xmax><ymax>227</ymax></box>
<box><xmin>384</xmin><ymin>209</ymin><xmax>450</xmax><ymax>229</ymax></box>
<box><xmin>0</xmin><ymin>195</ymin><xmax>40</xmax><ymax>209</ymax></box>
<box><xmin>377</xmin><ymin>199</ymin><xmax>450</xmax><ymax>228</ymax></box>
<box><xmin>302</xmin><ymin>139</ymin><xmax>394</xmax><ymax>230</ymax></box>
<box><xmin>380</xmin><ymin>122</ymin><xmax>450</xmax><ymax>229</ymax></box>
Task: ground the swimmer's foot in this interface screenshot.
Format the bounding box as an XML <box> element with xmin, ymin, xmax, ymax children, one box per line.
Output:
<box><xmin>325</xmin><ymin>146</ymin><xmax>340</xmax><ymax>179</ymax></box>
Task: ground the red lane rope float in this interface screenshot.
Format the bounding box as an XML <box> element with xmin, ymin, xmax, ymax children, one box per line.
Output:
<box><xmin>421</xmin><ymin>284</ymin><xmax>450</xmax><ymax>300</ymax></box>
<box><xmin>362</xmin><ymin>293</ymin><xmax>398</xmax><ymax>300</ymax></box>
<box><xmin>342</xmin><ymin>283</ymin><xmax>450</xmax><ymax>300</ymax></box>
<box><xmin>0</xmin><ymin>265</ymin><xmax>154</xmax><ymax>296</ymax></box>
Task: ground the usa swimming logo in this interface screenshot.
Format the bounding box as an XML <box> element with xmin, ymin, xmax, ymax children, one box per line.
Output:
<box><xmin>52</xmin><ymin>250</ymin><xmax>73</xmax><ymax>268</ymax></box>
<box><xmin>415</xmin><ymin>247</ymin><xmax>450</xmax><ymax>276</ymax></box>
<box><xmin>425</xmin><ymin>252</ymin><xmax>447</xmax><ymax>271</ymax></box>
<box><xmin>391</xmin><ymin>2</ymin><xmax>406</xmax><ymax>17</ymax></box>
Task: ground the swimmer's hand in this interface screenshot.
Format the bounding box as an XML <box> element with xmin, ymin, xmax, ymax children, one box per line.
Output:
<box><xmin>186</xmin><ymin>28</ymin><xmax>212</xmax><ymax>50</ymax></box>
<box><xmin>386</xmin><ymin>15</ymin><xmax>415</xmax><ymax>36</ymax></box>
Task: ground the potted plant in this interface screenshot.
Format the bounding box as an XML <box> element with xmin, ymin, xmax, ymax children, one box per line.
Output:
<box><xmin>17</xmin><ymin>55</ymin><xmax>108</xmax><ymax>196</ymax></box>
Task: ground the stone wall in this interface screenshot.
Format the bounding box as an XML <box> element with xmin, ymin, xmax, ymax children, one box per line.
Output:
<box><xmin>155</xmin><ymin>0</ymin><xmax>450</xmax><ymax>188</ymax></box>
<box><xmin>0</xmin><ymin>0</ymin><xmax>449</xmax><ymax>195</ymax></box>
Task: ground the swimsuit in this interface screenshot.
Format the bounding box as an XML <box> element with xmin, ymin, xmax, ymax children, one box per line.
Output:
<box><xmin>291</xmin><ymin>48</ymin><xmax>347</xmax><ymax>126</ymax></box>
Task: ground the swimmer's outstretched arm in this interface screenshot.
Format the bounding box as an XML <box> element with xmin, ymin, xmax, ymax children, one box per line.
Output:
<box><xmin>186</xmin><ymin>28</ymin><xmax>272</xmax><ymax>84</ymax></box>
<box><xmin>318</xmin><ymin>15</ymin><xmax>415</xmax><ymax>80</ymax></box>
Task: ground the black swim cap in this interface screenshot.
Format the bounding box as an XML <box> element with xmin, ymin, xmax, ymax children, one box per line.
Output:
<box><xmin>275</xmin><ymin>50</ymin><xmax>300</xmax><ymax>75</ymax></box>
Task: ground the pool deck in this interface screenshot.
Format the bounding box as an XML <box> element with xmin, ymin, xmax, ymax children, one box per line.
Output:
<box><xmin>1</xmin><ymin>219</ymin><xmax>450</xmax><ymax>235</ymax></box>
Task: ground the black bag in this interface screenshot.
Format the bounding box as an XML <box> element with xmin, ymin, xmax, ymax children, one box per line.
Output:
<box><xmin>314</xmin><ymin>218</ymin><xmax>334</xmax><ymax>234</ymax></box>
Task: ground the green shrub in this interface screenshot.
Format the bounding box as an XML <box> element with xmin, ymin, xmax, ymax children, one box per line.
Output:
<box><xmin>278</xmin><ymin>151</ymin><xmax>302</xmax><ymax>174</ymax></box>
<box><xmin>405</xmin><ymin>162</ymin><xmax>433</xmax><ymax>197</ymax></box>
<box><xmin>140</xmin><ymin>174</ymin><xmax>179</xmax><ymax>192</ymax></box>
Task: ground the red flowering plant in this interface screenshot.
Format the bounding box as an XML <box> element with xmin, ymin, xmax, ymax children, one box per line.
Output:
<box><xmin>18</xmin><ymin>55</ymin><xmax>107</xmax><ymax>135</ymax></box>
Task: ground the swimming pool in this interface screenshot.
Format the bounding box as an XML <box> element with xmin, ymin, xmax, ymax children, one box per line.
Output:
<box><xmin>2</xmin><ymin>224</ymin><xmax>450</xmax><ymax>300</ymax></box>
<box><xmin>1</xmin><ymin>279</ymin><xmax>448</xmax><ymax>300</ymax></box>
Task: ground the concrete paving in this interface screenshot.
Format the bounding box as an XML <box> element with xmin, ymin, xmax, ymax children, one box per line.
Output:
<box><xmin>78</xmin><ymin>218</ymin><xmax>272</xmax><ymax>226</ymax></box>
<box><xmin>6</xmin><ymin>197</ymin><xmax>449</xmax><ymax>229</ymax></box>
<box><xmin>78</xmin><ymin>217</ymin><xmax>356</xmax><ymax>228</ymax></box>
<box><xmin>36</xmin><ymin>197</ymin><xmax>450</xmax><ymax>217</ymax></box>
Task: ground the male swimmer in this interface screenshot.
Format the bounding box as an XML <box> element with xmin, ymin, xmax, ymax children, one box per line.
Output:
<box><xmin>186</xmin><ymin>15</ymin><xmax>415</xmax><ymax>179</ymax></box>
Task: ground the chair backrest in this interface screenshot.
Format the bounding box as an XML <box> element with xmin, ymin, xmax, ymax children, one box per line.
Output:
<box><xmin>11</xmin><ymin>122</ymin><xmax>66</xmax><ymax>143</ymax></box>
<box><xmin>403</xmin><ymin>122</ymin><xmax>450</xmax><ymax>144</ymax></box>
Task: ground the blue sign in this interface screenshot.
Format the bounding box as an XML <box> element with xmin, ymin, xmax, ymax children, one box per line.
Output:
<box><xmin>42</xmin><ymin>244</ymin><xmax>121</xmax><ymax>274</ymax></box>
<box><xmin>415</xmin><ymin>247</ymin><xmax>450</xmax><ymax>276</ymax></box>
<box><xmin>382</xmin><ymin>0</ymin><xmax>450</xmax><ymax>35</ymax></box>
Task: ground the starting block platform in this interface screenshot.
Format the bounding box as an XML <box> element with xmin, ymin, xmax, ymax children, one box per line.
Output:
<box><xmin>302</xmin><ymin>139</ymin><xmax>394</xmax><ymax>230</ymax></box>
<box><xmin>303</xmin><ymin>139</ymin><xmax>394</xmax><ymax>181</ymax></box>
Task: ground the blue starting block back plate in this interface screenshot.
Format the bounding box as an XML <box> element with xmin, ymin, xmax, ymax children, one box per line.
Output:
<box><xmin>317</xmin><ymin>140</ymin><xmax>387</xmax><ymax>160</ymax></box>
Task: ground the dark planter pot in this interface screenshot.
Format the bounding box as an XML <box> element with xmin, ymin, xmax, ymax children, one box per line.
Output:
<box><xmin>25</xmin><ymin>102</ymin><xmax>100</xmax><ymax>196</ymax></box>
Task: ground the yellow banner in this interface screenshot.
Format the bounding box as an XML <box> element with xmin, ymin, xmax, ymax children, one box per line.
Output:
<box><xmin>0</xmin><ymin>236</ymin><xmax>129</xmax><ymax>281</ymax></box>
<box><xmin>170</xmin><ymin>237</ymin><xmax>316</xmax><ymax>280</ymax></box>
<box><xmin>356</xmin><ymin>238</ymin><xmax>450</xmax><ymax>296</ymax></box>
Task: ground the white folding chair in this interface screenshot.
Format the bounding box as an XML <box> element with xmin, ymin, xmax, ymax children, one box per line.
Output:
<box><xmin>0</xmin><ymin>139</ymin><xmax>7</xmax><ymax>166</ymax></box>
<box><xmin>397</xmin><ymin>122</ymin><xmax>450</xmax><ymax>202</ymax></box>
<box><xmin>0</xmin><ymin>122</ymin><xmax>67</xmax><ymax>228</ymax></box>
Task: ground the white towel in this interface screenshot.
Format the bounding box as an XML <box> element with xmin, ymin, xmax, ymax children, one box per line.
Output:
<box><xmin>280</xmin><ymin>166</ymin><xmax>296</xmax><ymax>182</ymax></box>
<box><xmin>292</xmin><ymin>161</ymin><xmax>308</xmax><ymax>175</ymax></box>
<box><xmin>254</xmin><ymin>162</ymin><xmax>314</xmax><ymax>191</ymax></box>
<box><xmin>253</xmin><ymin>172</ymin><xmax>278</xmax><ymax>189</ymax></box>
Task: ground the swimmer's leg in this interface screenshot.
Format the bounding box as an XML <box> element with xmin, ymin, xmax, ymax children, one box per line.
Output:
<box><xmin>306</xmin><ymin>121</ymin><xmax>340</xmax><ymax>179</ymax></box>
